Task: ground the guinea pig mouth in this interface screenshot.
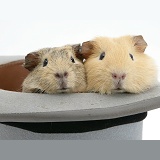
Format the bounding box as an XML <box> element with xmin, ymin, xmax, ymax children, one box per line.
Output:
<box><xmin>113</xmin><ymin>80</ymin><xmax>125</xmax><ymax>90</ymax></box>
<box><xmin>112</xmin><ymin>87</ymin><xmax>126</xmax><ymax>93</ymax></box>
<box><xmin>113</xmin><ymin>85</ymin><xmax>124</xmax><ymax>92</ymax></box>
<box><xmin>113</xmin><ymin>88</ymin><xmax>123</xmax><ymax>92</ymax></box>
<box><xmin>115</xmin><ymin>88</ymin><xmax>122</xmax><ymax>90</ymax></box>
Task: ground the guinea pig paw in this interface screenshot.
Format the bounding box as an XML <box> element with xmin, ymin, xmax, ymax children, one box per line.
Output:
<box><xmin>33</xmin><ymin>88</ymin><xmax>46</xmax><ymax>94</ymax></box>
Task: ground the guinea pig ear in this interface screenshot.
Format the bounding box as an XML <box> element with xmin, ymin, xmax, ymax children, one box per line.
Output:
<box><xmin>72</xmin><ymin>44</ymin><xmax>84</xmax><ymax>61</ymax></box>
<box><xmin>133</xmin><ymin>35</ymin><xmax>148</xmax><ymax>53</ymax></box>
<box><xmin>24</xmin><ymin>52</ymin><xmax>40</xmax><ymax>71</ymax></box>
<box><xmin>72</xmin><ymin>44</ymin><xmax>81</xmax><ymax>53</ymax></box>
<box><xmin>81</xmin><ymin>41</ymin><xmax>95</xmax><ymax>59</ymax></box>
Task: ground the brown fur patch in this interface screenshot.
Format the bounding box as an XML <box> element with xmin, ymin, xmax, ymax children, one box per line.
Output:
<box><xmin>133</xmin><ymin>35</ymin><xmax>148</xmax><ymax>53</ymax></box>
<box><xmin>71</xmin><ymin>44</ymin><xmax>83</xmax><ymax>62</ymax></box>
<box><xmin>81</xmin><ymin>41</ymin><xmax>95</xmax><ymax>59</ymax></box>
<box><xmin>24</xmin><ymin>52</ymin><xmax>40</xmax><ymax>71</ymax></box>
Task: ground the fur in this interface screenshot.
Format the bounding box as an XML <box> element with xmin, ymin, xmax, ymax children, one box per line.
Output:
<box><xmin>81</xmin><ymin>35</ymin><xmax>158</xmax><ymax>94</ymax></box>
<box><xmin>22</xmin><ymin>45</ymin><xmax>86</xmax><ymax>94</ymax></box>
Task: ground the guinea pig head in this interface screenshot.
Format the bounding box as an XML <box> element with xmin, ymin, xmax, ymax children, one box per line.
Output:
<box><xmin>81</xmin><ymin>35</ymin><xmax>157</xmax><ymax>94</ymax></box>
<box><xmin>23</xmin><ymin>44</ymin><xmax>86</xmax><ymax>94</ymax></box>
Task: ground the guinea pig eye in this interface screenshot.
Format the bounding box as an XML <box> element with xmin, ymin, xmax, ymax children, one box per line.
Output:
<box><xmin>71</xmin><ymin>56</ymin><xmax>75</xmax><ymax>63</ymax></box>
<box><xmin>99</xmin><ymin>52</ymin><xmax>105</xmax><ymax>60</ymax></box>
<box><xmin>43</xmin><ymin>59</ymin><xmax>48</xmax><ymax>67</ymax></box>
<box><xmin>129</xmin><ymin>54</ymin><xmax>134</xmax><ymax>61</ymax></box>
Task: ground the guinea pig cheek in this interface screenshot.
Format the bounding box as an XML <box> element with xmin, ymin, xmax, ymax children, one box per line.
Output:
<box><xmin>66</xmin><ymin>70</ymin><xmax>76</xmax><ymax>89</ymax></box>
<box><xmin>85</xmin><ymin>59</ymin><xmax>112</xmax><ymax>94</ymax></box>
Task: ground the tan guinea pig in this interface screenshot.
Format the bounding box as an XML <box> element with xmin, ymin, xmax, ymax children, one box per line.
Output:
<box><xmin>80</xmin><ymin>35</ymin><xmax>158</xmax><ymax>94</ymax></box>
<box><xmin>22</xmin><ymin>44</ymin><xmax>86</xmax><ymax>94</ymax></box>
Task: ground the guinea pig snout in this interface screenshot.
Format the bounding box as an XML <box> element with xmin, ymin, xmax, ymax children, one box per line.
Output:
<box><xmin>54</xmin><ymin>72</ymin><xmax>69</xmax><ymax>90</ymax></box>
<box><xmin>111</xmin><ymin>73</ymin><xmax>126</xmax><ymax>89</ymax></box>
<box><xmin>55</xmin><ymin>72</ymin><xmax>69</xmax><ymax>79</ymax></box>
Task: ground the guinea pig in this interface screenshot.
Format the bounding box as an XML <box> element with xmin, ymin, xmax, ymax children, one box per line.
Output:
<box><xmin>80</xmin><ymin>35</ymin><xmax>158</xmax><ymax>94</ymax></box>
<box><xmin>22</xmin><ymin>44</ymin><xmax>86</xmax><ymax>94</ymax></box>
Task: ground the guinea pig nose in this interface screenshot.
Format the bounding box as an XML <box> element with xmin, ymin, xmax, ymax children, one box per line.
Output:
<box><xmin>112</xmin><ymin>73</ymin><xmax>126</xmax><ymax>80</ymax></box>
<box><xmin>55</xmin><ymin>72</ymin><xmax>69</xmax><ymax>79</ymax></box>
<box><xmin>121</xmin><ymin>73</ymin><xmax>126</xmax><ymax>80</ymax></box>
<box><xmin>64</xmin><ymin>72</ymin><xmax>69</xmax><ymax>78</ymax></box>
<box><xmin>112</xmin><ymin>73</ymin><xmax>118</xmax><ymax>79</ymax></box>
<box><xmin>55</xmin><ymin>73</ymin><xmax>62</xmax><ymax>79</ymax></box>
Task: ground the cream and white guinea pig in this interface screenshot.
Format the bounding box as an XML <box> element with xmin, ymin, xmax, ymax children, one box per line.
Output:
<box><xmin>80</xmin><ymin>35</ymin><xmax>158</xmax><ymax>94</ymax></box>
<box><xmin>22</xmin><ymin>44</ymin><xmax>86</xmax><ymax>94</ymax></box>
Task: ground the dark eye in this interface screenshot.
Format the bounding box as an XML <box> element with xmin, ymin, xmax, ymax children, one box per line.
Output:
<box><xmin>71</xmin><ymin>56</ymin><xmax>75</xmax><ymax>63</ymax></box>
<box><xmin>129</xmin><ymin>54</ymin><xmax>134</xmax><ymax>61</ymax></box>
<box><xmin>43</xmin><ymin>59</ymin><xmax>48</xmax><ymax>67</ymax></box>
<box><xmin>99</xmin><ymin>52</ymin><xmax>105</xmax><ymax>60</ymax></box>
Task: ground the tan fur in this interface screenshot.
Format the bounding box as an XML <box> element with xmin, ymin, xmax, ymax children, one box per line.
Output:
<box><xmin>22</xmin><ymin>45</ymin><xmax>86</xmax><ymax>94</ymax></box>
<box><xmin>82</xmin><ymin>35</ymin><xmax>158</xmax><ymax>94</ymax></box>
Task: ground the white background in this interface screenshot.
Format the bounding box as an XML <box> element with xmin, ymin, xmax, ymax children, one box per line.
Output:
<box><xmin>0</xmin><ymin>0</ymin><xmax>160</xmax><ymax>140</ymax></box>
